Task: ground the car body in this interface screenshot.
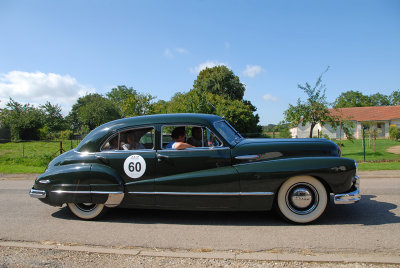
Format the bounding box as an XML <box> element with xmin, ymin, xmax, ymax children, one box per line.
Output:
<box><xmin>30</xmin><ymin>113</ymin><xmax>360</xmax><ymax>223</ymax></box>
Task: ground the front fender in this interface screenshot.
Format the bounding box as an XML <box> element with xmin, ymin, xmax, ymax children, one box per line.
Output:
<box><xmin>234</xmin><ymin>157</ymin><xmax>357</xmax><ymax>195</ymax></box>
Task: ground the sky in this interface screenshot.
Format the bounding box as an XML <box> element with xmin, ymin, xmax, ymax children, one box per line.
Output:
<box><xmin>0</xmin><ymin>0</ymin><xmax>399</xmax><ymax>125</ymax></box>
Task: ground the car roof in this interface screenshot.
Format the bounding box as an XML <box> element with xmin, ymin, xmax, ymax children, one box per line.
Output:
<box><xmin>76</xmin><ymin>113</ymin><xmax>223</xmax><ymax>152</ymax></box>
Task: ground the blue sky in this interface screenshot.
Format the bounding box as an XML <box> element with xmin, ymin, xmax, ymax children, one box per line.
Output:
<box><xmin>0</xmin><ymin>0</ymin><xmax>399</xmax><ymax>125</ymax></box>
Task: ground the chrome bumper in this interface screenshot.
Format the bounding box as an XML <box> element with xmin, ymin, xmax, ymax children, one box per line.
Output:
<box><xmin>29</xmin><ymin>188</ymin><xmax>47</xmax><ymax>199</ymax></box>
<box><xmin>334</xmin><ymin>175</ymin><xmax>361</xmax><ymax>204</ymax></box>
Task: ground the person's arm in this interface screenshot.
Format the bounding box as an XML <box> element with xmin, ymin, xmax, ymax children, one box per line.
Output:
<box><xmin>173</xmin><ymin>142</ymin><xmax>195</xmax><ymax>150</ymax></box>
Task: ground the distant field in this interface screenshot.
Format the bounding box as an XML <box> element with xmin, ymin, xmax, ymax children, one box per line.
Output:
<box><xmin>0</xmin><ymin>139</ymin><xmax>399</xmax><ymax>173</ymax></box>
<box><xmin>0</xmin><ymin>140</ymin><xmax>79</xmax><ymax>174</ymax></box>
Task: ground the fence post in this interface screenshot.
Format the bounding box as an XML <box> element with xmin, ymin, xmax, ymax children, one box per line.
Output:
<box><xmin>363</xmin><ymin>127</ymin><xmax>366</xmax><ymax>161</ymax></box>
<box><xmin>60</xmin><ymin>141</ymin><xmax>63</xmax><ymax>155</ymax></box>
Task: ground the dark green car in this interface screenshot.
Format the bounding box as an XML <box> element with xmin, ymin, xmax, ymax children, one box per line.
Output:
<box><xmin>30</xmin><ymin>113</ymin><xmax>360</xmax><ymax>223</ymax></box>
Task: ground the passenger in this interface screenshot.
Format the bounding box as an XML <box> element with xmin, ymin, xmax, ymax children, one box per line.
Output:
<box><xmin>103</xmin><ymin>137</ymin><xmax>118</xmax><ymax>150</ymax></box>
<box><xmin>122</xmin><ymin>133</ymin><xmax>145</xmax><ymax>150</ymax></box>
<box><xmin>165</xmin><ymin>127</ymin><xmax>194</xmax><ymax>150</ymax></box>
<box><xmin>187</xmin><ymin>127</ymin><xmax>204</xmax><ymax>147</ymax></box>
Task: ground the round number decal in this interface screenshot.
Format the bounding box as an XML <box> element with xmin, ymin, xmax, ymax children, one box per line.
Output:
<box><xmin>123</xmin><ymin>155</ymin><xmax>146</xmax><ymax>178</ymax></box>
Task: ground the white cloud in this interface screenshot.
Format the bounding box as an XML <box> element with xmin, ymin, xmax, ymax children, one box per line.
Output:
<box><xmin>263</xmin><ymin>94</ymin><xmax>279</xmax><ymax>102</ymax></box>
<box><xmin>0</xmin><ymin>71</ymin><xmax>94</xmax><ymax>115</ymax></box>
<box><xmin>190</xmin><ymin>61</ymin><xmax>228</xmax><ymax>74</ymax></box>
<box><xmin>164</xmin><ymin>48</ymin><xmax>174</xmax><ymax>58</ymax></box>
<box><xmin>243</xmin><ymin>65</ymin><xmax>263</xmax><ymax>78</ymax></box>
<box><xmin>175</xmin><ymin>48</ymin><xmax>188</xmax><ymax>54</ymax></box>
<box><xmin>164</xmin><ymin>48</ymin><xmax>189</xmax><ymax>58</ymax></box>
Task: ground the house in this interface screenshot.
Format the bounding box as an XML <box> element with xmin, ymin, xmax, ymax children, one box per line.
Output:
<box><xmin>290</xmin><ymin>106</ymin><xmax>400</xmax><ymax>139</ymax></box>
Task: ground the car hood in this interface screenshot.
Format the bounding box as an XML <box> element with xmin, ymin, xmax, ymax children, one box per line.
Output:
<box><xmin>232</xmin><ymin>138</ymin><xmax>340</xmax><ymax>162</ymax></box>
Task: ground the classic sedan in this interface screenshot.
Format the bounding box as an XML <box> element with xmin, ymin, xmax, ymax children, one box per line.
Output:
<box><xmin>30</xmin><ymin>113</ymin><xmax>360</xmax><ymax>223</ymax></box>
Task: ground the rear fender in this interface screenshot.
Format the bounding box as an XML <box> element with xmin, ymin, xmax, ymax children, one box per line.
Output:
<box><xmin>34</xmin><ymin>163</ymin><xmax>124</xmax><ymax>206</ymax></box>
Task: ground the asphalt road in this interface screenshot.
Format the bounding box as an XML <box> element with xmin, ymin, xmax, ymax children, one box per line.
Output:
<box><xmin>0</xmin><ymin>176</ymin><xmax>399</xmax><ymax>255</ymax></box>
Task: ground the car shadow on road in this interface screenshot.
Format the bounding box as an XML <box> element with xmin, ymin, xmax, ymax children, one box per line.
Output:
<box><xmin>321</xmin><ymin>195</ymin><xmax>399</xmax><ymax>226</ymax></box>
<box><xmin>52</xmin><ymin>206</ymin><xmax>286</xmax><ymax>226</ymax></box>
<box><xmin>51</xmin><ymin>194</ymin><xmax>399</xmax><ymax>226</ymax></box>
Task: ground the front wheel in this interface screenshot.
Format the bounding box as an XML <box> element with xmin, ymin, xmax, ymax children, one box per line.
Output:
<box><xmin>67</xmin><ymin>203</ymin><xmax>107</xmax><ymax>220</ymax></box>
<box><xmin>276</xmin><ymin>176</ymin><xmax>328</xmax><ymax>224</ymax></box>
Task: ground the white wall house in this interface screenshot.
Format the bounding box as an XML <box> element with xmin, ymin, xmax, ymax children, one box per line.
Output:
<box><xmin>290</xmin><ymin>106</ymin><xmax>400</xmax><ymax>139</ymax></box>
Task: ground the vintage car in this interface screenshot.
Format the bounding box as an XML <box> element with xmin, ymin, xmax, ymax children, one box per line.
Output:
<box><xmin>30</xmin><ymin>113</ymin><xmax>360</xmax><ymax>223</ymax></box>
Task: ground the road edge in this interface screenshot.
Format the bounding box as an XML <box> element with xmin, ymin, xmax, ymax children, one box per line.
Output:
<box><xmin>1</xmin><ymin>240</ymin><xmax>399</xmax><ymax>265</ymax></box>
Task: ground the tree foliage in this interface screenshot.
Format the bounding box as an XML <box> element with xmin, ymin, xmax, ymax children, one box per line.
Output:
<box><xmin>334</xmin><ymin>90</ymin><xmax>400</xmax><ymax>108</ymax></box>
<box><xmin>40</xmin><ymin>101</ymin><xmax>65</xmax><ymax>132</ymax></box>
<box><xmin>0</xmin><ymin>98</ymin><xmax>44</xmax><ymax>140</ymax></box>
<box><xmin>284</xmin><ymin>68</ymin><xmax>354</xmax><ymax>139</ymax></box>
<box><xmin>156</xmin><ymin>66</ymin><xmax>261</xmax><ymax>135</ymax></box>
<box><xmin>67</xmin><ymin>93</ymin><xmax>121</xmax><ymax>131</ymax></box>
<box><xmin>106</xmin><ymin>85</ymin><xmax>155</xmax><ymax>117</ymax></box>
<box><xmin>284</xmin><ymin>69</ymin><xmax>333</xmax><ymax>138</ymax></box>
<box><xmin>193</xmin><ymin>65</ymin><xmax>245</xmax><ymax>101</ymax></box>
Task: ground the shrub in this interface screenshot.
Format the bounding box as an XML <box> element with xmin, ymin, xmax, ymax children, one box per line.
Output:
<box><xmin>39</xmin><ymin>126</ymin><xmax>50</xmax><ymax>140</ymax></box>
<box><xmin>389</xmin><ymin>125</ymin><xmax>400</xmax><ymax>141</ymax></box>
<box><xmin>60</xmin><ymin>130</ymin><xmax>73</xmax><ymax>140</ymax></box>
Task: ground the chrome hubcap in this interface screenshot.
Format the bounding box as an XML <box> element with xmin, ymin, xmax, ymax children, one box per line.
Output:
<box><xmin>291</xmin><ymin>188</ymin><xmax>313</xmax><ymax>208</ymax></box>
<box><xmin>286</xmin><ymin>183</ymin><xmax>319</xmax><ymax>215</ymax></box>
<box><xmin>76</xmin><ymin>203</ymin><xmax>97</xmax><ymax>212</ymax></box>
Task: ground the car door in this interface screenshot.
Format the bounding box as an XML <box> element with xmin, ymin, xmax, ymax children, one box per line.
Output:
<box><xmin>154</xmin><ymin>125</ymin><xmax>239</xmax><ymax>209</ymax></box>
<box><xmin>95</xmin><ymin>126</ymin><xmax>157</xmax><ymax>207</ymax></box>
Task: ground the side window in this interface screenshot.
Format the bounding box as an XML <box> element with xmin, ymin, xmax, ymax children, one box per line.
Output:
<box><xmin>101</xmin><ymin>127</ymin><xmax>155</xmax><ymax>151</ymax></box>
<box><xmin>161</xmin><ymin>125</ymin><xmax>222</xmax><ymax>149</ymax></box>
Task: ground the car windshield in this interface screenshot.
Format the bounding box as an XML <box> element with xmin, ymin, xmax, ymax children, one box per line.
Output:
<box><xmin>213</xmin><ymin>120</ymin><xmax>243</xmax><ymax>145</ymax></box>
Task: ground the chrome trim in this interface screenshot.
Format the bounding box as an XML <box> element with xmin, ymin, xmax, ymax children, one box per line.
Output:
<box><xmin>29</xmin><ymin>188</ymin><xmax>47</xmax><ymax>199</ymax></box>
<box><xmin>334</xmin><ymin>175</ymin><xmax>361</xmax><ymax>204</ymax></box>
<box><xmin>235</xmin><ymin>155</ymin><xmax>260</xmax><ymax>160</ymax></box>
<box><xmin>334</xmin><ymin>188</ymin><xmax>360</xmax><ymax>204</ymax></box>
<box><xmin>160</xmin><ymin>147</ymin><xmax>230</xmax><ymax>152</ymax></box>
<box><xmin>129</xmin><ymin>191</ymin><xmax>274</xmax><ymax>196</ymax></box>
<box><xmin>51</xmin><ymin>190</ymin><xmax>124</xmax><ymax>195</ymax></box>
<box><xmin>38</xmin><ymin>179</ymin><xmax>51</xmax><ymax>184</ymax></box>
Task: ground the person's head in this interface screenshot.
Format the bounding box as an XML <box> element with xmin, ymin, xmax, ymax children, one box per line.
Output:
<box><xmin>191</xmin><ymin>127</ymin><xmax>202</xmax><ymax>140</ymax></box>
<box><xmin>126</xmin><ymin>134</ymin><xmax>134</xmax><ymax>144</ymax></box>
<box><xmin>171</xmin><ymin>127</ymin><xmax>186</xmax><ymax>142</ymax></box>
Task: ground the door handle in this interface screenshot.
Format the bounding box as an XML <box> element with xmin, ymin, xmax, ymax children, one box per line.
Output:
<box><xmin>156</xmin><ymin>153</ymin><xmax>169</xmax><ymax>162</ymax></box>
<box><xmin>96</xmin><ymin>155</ymin><xmax>110</xmax><ymax>165</ymax></box>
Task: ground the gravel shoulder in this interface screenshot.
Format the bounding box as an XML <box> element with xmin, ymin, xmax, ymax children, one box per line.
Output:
<box><xmin>1</xmin><ymin>242</ymin><xmax>399</xmax><ymax>267</ymax></box>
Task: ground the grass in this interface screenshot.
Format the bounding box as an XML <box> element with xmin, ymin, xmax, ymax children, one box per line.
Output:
<box><xmin>337</xmin><ymin>139</ymin><xmax>400</xmax><ymax>162</ymax></box>
<box><xmin>337</xmin><ymin>139</ymin><xmax>400</xmax><ymax>171</ymax></box>
<box><xmin>0</xmin><ymin>140</ymin><xmax>79</xmax><ymax>174</ymax></box>
<box><xmin>0</xmin><ymin>139</ymin><xmax>398</xmax><ymax>173</ymax></box>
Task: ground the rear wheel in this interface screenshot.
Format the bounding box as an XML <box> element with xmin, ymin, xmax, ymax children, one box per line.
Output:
<box><xmin>276</xmin><ymin>176</ymin><xmax>328</xmax><ymax>224</ymax></box>
<box><xmin>67</xmin><ymin>203</ymin><xmax>107</xmax><ymax>220</ymax></box>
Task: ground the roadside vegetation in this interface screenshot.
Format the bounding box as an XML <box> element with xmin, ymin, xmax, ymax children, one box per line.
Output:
<box><xmin>0</xmin><ymin>138</ymin><xmax>398</xmax><ymax>174</ymax></box>
<box><xmin>0</xmin><ymin>140</ymin><xmax>79</xmax><ymax>174</ymax></box>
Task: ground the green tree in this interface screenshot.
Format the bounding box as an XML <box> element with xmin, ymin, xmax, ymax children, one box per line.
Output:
<box><xmin>334</xmin><ymin>90</ymin><xmax>399</xmax><ymax>108</ymax></box>
<box><xmin>284</xmin><ymin>68</ymin><xmax>333</xmax><ymax>138</ymax></box>
<box><xmin>369</xmin><ymin>93</ymin><xmax>391</xmax><ymax>106</ymax></box>
<box><xmin>40</xmin><ymin>101</ymin><xmax>65</xmax><ymax>132</ymax></box>
<box><xmin>193</xmin><ymin>65</ymin><xmax>245</xmax><ymax>100</ymax></box>
<box><xmin>67</xmin><ymin>94</ymin><xmax>121</xmax><ymax>131</ymax></box>
<box><xmin>165</xmin><ymin>90</ymin><xmax>261</xmax><ymax>134</ymax></box>
<box><xmin>334</xmin><ymin>90</ymin><xmax>372</xmax><ymax>108</ymax></box>
<box><xmin>390</xmin><ymin>90</ymin><xmax>400</xmax><ymax>105</ymax></box>
<box><xmin>0</xmin><ymin>98</ymin><xmax>44</xmax><ymax>140</ymax></box>
<box><xmin>107</xmin><ymin>85</ymin><xmax>155</xmax><ymax>117</ymax></box>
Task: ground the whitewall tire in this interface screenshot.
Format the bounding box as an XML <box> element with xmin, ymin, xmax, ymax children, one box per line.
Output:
<box><xmin>67</xmin><ymin>203</ymin><xmax>107</xmax><ymax>220</ymax></box>
<box><xmin>276</xmin><ymin>176</ymin><xmax>328</xmax><ymax>224</ymax></box>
